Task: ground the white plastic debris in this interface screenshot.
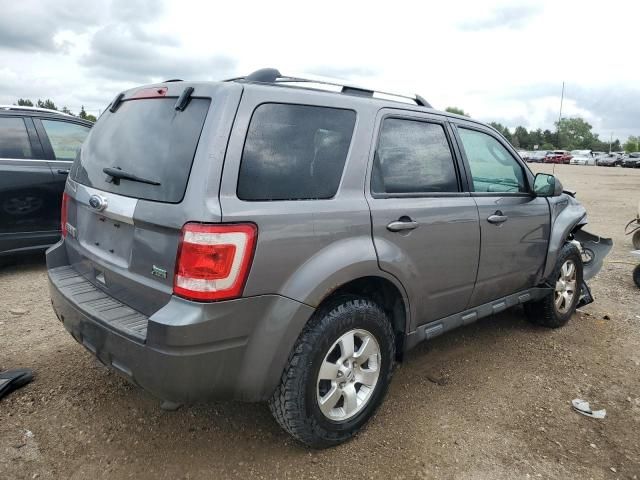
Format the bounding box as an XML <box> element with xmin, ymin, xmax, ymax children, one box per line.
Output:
<box><xmin>572</xmin><ymin>399</ymin><xmax>606</xmax><ymax>419</ymax></box>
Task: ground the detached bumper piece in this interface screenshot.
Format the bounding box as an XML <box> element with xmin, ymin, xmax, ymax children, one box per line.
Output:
<box><xmin>573</xmin><ymin>230</ymin><xmax>613</xmax><ymax>281</ymax></box>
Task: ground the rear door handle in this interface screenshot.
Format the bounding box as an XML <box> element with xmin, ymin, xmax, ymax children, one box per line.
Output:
<box><xmin>387</xmin><ymin>219</ymin><xmax>419</xmax><ymax>232</ymax></box>
<box><xmin>57</xmin><ymin>169</ymin><xmax>70</xmax><ymax>175</ymax></box>
<box><xmin>487</xmin><ymin>211</ymin><xmax>508</xmax><ymax>224</ymax></box>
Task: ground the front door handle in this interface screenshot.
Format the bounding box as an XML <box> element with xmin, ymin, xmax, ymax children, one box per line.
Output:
<box><xmin>387</xmin><ymin>219</ymin><xmax>419</xmax><ymax>232</ymax></box>
<box><xmin>57</xmin><ymin>169</ymin><xmax>70</xmax><ymax>175</ymax></box>
<box><xmin>487</xmin><ymin>211</ymin><xmax>508</xmax><ymax>224</ymax></box>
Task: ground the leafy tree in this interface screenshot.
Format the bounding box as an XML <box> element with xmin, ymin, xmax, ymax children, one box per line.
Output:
<box><xmin>85</xmin><ymin>113</ymin><xmax>97</xmax><ymax>122</ymax></box>
<box><xmin>16</xmin><ymin>98</ymin><xmax>34</xmax><ymax>106</ymax></box>
<box><xmin>489</xmin><ymin>122</ymin><xmax>512</xmax><ymax>142</ymax></box>
<box><xmin>61</xmin><ymin>106</ymin><xmax>73</xmax><ymax>115</ymax></box>
<box><xmin>543</xmin><ymin>129</ymin><xmax>555</xmax><ymax>146</ymax></box>
<box><xmin>540</xmin><ymin>142</ymin><xmax>555</xmax><ymax>150</ymax></box>
<box><xmin>624</xmin><ymin>136</ymin><xmax>640</xmax><ymax>153</ymax></box>
<box><xmin>529</xmin><ymin>128</ymin><xmax>543</xmax><ymax>149</ymax></box>
<box><xmin>610</xmin><ymin>139</ymin><xmax>621</xmax><ymax>152</ymax></box>
<box><xmin>78</xmin><ymin>105</ymin><xmax>87</xmax><ymax>119</ymax></box>
<box><xmin>556</xmin><ymin>117</ymin><xmax>596</xmax><ymax>150</ymax></box>
<box><xmin>445</xmin><ymin>106</ymin><xmax>469</xmax><ymax>117</ymax></box>
<box><xmin>36</xmin><ymin>99</ymin><xmax>57</xmax><ymax>110</ymax></box>
<box><xmin>513</xmin><ymin>126</ymin><xmax>530</xmax><ymax>149</ymax></box>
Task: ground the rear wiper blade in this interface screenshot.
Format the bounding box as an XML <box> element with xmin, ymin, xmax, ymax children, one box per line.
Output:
<box><xmin>103</xmin><ymin>167</ymin><xmax>161</xmax><ymax>186</ymax></box>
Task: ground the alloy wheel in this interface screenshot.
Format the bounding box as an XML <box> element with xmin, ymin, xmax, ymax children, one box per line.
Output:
<box><xmin>316</xmin><ymin>329</ymin><xmax>381</xmax><ymax>421</ymax></box>
<box><xmin>555</xmin><ymin>259</ymin><xmax>577</xmax><ymax>314</ymax></box>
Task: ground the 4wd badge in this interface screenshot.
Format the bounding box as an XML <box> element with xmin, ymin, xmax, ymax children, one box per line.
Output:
<box><xmin>151</xmin><ymin>265</ymin><xmax>167</xmax><ymax>279</ymax></box>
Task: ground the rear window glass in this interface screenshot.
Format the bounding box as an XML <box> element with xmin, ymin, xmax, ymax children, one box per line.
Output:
<box><xmin>237</xmin><ymin>104</ymin><xmax>356</xmax><ymax>201</ymax></box>
<box><xmin>372</xmin><ymin>118</ymin><xmax>459</xmax><ymax>194</ymax></box>
<box><xmin>0</xmin><ymin>117</ymin><xmax>33</xmax><ymax>159</ymax></box>
<box><xmin>71</xmin><ymin>97</ymin><xmax>210</xmax><ymax>203</ymax></box>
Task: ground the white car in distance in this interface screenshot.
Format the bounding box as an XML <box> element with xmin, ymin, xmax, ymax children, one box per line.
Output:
<box><xmin>570</xmin><ymin>150</ymin><xmax>596</xmax><ymax>166</ymax></box>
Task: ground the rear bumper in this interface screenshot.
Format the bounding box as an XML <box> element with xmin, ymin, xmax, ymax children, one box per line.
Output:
<box><xmin>47</xmin><ymin>242</ymin><xmax>315</xmax><ymax>403</ymax></box>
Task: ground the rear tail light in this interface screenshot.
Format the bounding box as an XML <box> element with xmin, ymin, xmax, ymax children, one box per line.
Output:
<box><xmin>61</xmin><ymin>192</ymin><xmax>69</xmax><ymax>237</ymax></box>
<box><xmin>174</xmin><ymin>223</ymin><xmax>257</xmax><ymax>301</ymax></box>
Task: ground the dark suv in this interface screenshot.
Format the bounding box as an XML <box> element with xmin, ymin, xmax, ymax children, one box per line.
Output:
<box><xmin>46</xmin><ymin>69</ymin><xmax>611</xmax><ymax>448</ymax></box>
<box><xmin>0</xmin><ymin>106</ymin><xmax>91</xmax><ymax>258</ymax></box>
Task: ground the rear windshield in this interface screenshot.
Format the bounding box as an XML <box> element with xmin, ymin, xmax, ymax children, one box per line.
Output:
<box><xmin>71</xmin><ymin>97</ymin><xmax>210</xmax><ymax>203</ymax></box>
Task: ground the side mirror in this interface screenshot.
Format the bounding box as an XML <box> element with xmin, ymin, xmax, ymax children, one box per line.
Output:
<box><xmin>533</xmin><ymin>173</ymin><xmax>564</xmax><ymax>197</ymax></box>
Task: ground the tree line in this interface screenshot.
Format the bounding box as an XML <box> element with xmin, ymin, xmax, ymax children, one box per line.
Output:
<box><xmin>15</xmin><ymin>98</ymin><xmax>97</xmax><ymax>122</ymax></box>
<box><xmin>445</xmin><ymin>106</ymin><xmax>636</xmax><ymax>153</ymax></box>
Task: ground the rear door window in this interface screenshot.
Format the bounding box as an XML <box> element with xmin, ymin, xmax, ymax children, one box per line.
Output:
<box><xmin>237</xmin><ymin>104</ymin><xmax>356</xmax><ymax>201</ymax></box>
<box><xmin>71</xmin><ymin>97</ymin><xmax>210</xmax><ymax>203</ymax></box>
<box><xmin>41</xmin><ymin>120</ymin><xmax>90</xmax><ymax>161</ymax></box>
<box><xmin>372</xmin><ymin>118</ymin><xmax>459</xmax><ymax>194</ymax></box>
<box><xmin>0</xmin><ymin>117</ymin><xmax>34</xmax><ymax>159</ymax></box>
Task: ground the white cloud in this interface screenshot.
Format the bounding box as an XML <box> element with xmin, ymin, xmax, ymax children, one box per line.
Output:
<box><xmin>0</xmin><ymin>0</ymin><xmax>638</xmax><ymax>139</ymax></box>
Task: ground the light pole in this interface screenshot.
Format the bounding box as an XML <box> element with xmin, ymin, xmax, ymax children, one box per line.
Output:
<box><xmin>557</xmin><ymin>81</ymin><xmax>564</xmax><ymax>148</ymax></box>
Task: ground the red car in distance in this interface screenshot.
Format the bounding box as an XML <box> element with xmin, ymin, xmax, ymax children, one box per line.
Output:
<box><xmin>544</xmin><ymin>150</ymin><xmax>572</xmax><ymax>164</ymax></box>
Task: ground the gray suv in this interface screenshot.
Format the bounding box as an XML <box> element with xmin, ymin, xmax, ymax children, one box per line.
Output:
<box><xmin>46</xmin><ymin>69</ymin><xmax>611</xmax><ymax>448</ymax></box>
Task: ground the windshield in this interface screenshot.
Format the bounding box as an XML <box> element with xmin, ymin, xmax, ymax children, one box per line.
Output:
<box><xmin>71</xmin><ymin>97</ymin><xmax>210</xmax><ymax>203</ymax></box>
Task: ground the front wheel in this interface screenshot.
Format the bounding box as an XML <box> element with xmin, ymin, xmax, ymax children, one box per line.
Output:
<box><xmin>269</xmin><ymin>296</ymin><xmax>395</xmax><ymax>448</ymax></box>
<box><xmin>525</xmin><ymin>242</ymin><xmax>583</xmax><ymax>328</ymax></box>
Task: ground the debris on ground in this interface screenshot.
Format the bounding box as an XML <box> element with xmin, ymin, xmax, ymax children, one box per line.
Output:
<box><xmin>571</xmin><ymin>399</ymin><xmax>606</xmax><ymax>419</ymax></box>
<box><xmin>0</xmin><ymin>369</ymin><xmax>34</xmax><ymax>399</ymax></box>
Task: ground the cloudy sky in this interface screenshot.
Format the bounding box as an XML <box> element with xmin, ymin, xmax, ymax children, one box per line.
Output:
<box><xmin>1</xmin><ymin>0</ymin><xmax>638</xmax><ymax>140</ymax></box>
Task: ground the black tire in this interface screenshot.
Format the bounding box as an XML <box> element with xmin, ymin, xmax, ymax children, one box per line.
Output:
<box><xmin>268</xmin><ymin>296</ymin><xmax>395</xmax><ymax>448</ymax></box>
<box><xmin>633</xmin><ymin>265</ymin><xmax>640</xmax><ymax>289</ymax></box>
<box><xmin>525</xmin><ymin>242</ymin><xmax>583</xmax><ymax>328</ymax></box>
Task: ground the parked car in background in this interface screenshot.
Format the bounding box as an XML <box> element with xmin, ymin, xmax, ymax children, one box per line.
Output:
<box><xmin>552</xmin><ymin>150</ymin><xmax>572</xmax><ymax>164</ymax></box>
<box><xmin>543</xmin><ymin>151</ymin><xmax>563</xmax><ymax>164</ymax></box>
<box><xmin>46</xmin><ymin>68</ymin><xmax>611</xmax><ymax>448</ymax></box>
<box><xmin>596</xmin><ymin>153</ymin><xmax>622</xmax><ymax>167</ymax></box>
<box><xmin>622</xmin><ymin>152</ymin><xmax>640</xmax><ymax>168</ymax></box>
<box><xmin>569</xmin><ymin>150</ymin><xmax>596</xmax><ymax>166</ymax></box>
<box><xmin>0</xmin><ymin>105</ymin><xmax>92</xmax><ymax>258</ymax></box>
<box><xmin>517</xmin><ymin>150</ymin><xmax>530</xmax><ymax>161</ymax></box>
<box><xmin>528</xmin><ymin>150</ymin><xmax>548</xmax><ymax>163</ymax></box>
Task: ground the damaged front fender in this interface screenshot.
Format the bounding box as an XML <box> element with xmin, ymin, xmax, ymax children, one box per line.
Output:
<box><xmin>542</xmin><ymin>193</ymin><xmax>613</xmax><ymax>282</ymax></box>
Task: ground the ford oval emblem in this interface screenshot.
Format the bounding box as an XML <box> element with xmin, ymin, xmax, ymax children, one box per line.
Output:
<box><xmin>88</xmin><ymin>194</ymin><xmax>107</xmax><ymax>211</ymax></box>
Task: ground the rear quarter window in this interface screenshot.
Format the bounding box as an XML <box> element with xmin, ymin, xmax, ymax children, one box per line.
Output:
<box><xmin>237</xmin><ymin>104</ymin><xmax>356</xmax><ymax>201</ymax></box>
<box><xmin>41</xmin><ymin>120</ymin><xmax>90</xmax><ymax>161</ymax></box>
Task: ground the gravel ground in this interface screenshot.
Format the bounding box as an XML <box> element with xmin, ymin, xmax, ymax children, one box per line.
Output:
<box><xmin>1</xmin><ymin>164</ymin><xmax>639</xmax><ymax>479</ymax></box>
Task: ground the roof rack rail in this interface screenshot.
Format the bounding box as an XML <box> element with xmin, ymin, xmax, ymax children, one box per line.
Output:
<box><xmin>225</xmin><ymin>68</ymin><xmax>432</xmax><ymax>108</ymax></box>
<box><xmin>0</xmin><ymin>105</ymin><xmax>75</xmax><ymax>117</ymax></box>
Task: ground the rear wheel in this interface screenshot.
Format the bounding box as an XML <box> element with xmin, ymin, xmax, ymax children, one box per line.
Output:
<box><xmin>269</xmin><ymin>296</ymin><xmax>395</xmax><ymax>448</ymax></box>
<box><xmin>525</xmin><ymin>243</ymin><xmax>583</xmax><ymax>328</ymax></box>
<box><xmin>633</xmin><ymin>265</ymin><xmax>640</xmax><ymax>289</ymax></box>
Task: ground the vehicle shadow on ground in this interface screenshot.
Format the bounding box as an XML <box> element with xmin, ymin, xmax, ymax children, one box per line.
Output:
<box><xmin>0</xmin><ymin>252</ymin><xmax>46</xmax><ymax>275</ymax></box>
<box><xmin>29</xmin><ymin>306</ymin><xmax>555</xmax><ymax>462</ymax></box>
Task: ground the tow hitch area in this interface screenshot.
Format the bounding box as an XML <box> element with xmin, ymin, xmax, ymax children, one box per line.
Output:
<box><xmin>571</xmin><ymin>230</ymin><xmax>613</xmax><ymax>308</ymax></box>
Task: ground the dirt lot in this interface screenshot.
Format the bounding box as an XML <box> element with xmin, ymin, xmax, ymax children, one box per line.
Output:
<box><xmin>1</xmin><ymin>164</ymin><xmax>639</xmax><ymax>479</ymax></box>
